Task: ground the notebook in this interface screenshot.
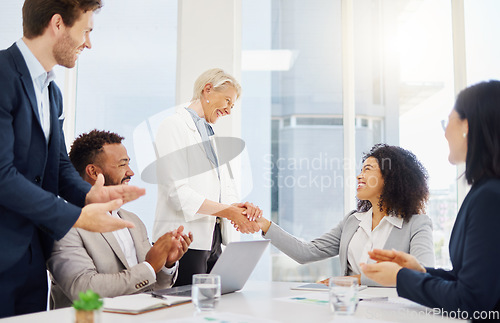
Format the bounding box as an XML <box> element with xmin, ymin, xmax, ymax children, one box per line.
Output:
<box><xmin>153</xmin><ymin>239</ymin><xmax>270</xmax><ymax>298</ymax></box>
<box><xmin>103</xmin><ymin>293</ymin><xmax>191</xmax><ymax>314</ymax></box>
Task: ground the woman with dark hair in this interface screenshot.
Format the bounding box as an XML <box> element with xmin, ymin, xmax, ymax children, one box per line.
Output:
<box><xmin>255</xmin><ymin>144</ymin><xmax>434</xmax><ymax>286</ymax></box>
<box><xmin>362</xmin><ymin>81</ymin><xmax>500</xmax><ymax>317</ymax></box>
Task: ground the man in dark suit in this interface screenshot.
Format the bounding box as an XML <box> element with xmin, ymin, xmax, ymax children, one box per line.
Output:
<box><xmin>0</xmin><ymin>0</ymin><xmax>145</xmax><ymax>318</ymax></box>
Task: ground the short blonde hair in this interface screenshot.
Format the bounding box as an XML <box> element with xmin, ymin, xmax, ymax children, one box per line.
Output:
<box><xmin>192</xmin><ymin>68</ymin><xmax>242</xmax><ymax>101</ymax></box>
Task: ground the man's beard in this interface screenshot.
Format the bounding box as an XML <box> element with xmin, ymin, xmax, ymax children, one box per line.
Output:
<box><xmin>53</xmin><ymin>32</ymin><xmax>79</xmax><ymax>68</ymax></box>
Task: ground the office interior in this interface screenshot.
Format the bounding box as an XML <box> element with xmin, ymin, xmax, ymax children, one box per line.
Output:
<box><xmin>1</xmin><ymin>0</ymin><xmax>499</xmax><ymax>284</ymax></box>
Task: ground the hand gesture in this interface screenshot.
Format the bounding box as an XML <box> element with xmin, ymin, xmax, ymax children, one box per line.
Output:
<box><xmin>232</xmin><ymin>202</ymin><xmax>263</xmax><ymax>221</ymax></box>
<box><xmin>74</xmin><ymin>199</ymin><xmax>135</xmax><ymax>232</ymax></box>
<box><xmin>146</xmin><ymin>231</ymin><xmax>175</xmax><ymax>273</ymax></box>
<box><xmin>368</xmin><ymin>249</ymin><xmax>426</xmax><ymax>273</ymax></box>
<box><xmin>165</xmin><ymin>226</ymin><xmax>193</xmax><ymax>267</ymax></box>
<box><xmin>85</xmin><ymin>174</ymin><xmax>145</xmax><ymax>205</ymax></box>
<box><xmin>255</xmin><ymin>216</ymin><xmax>271</xmax><ymax>233</ymax></box>
<box><xmin>360</xmin><ymin>262</ymin><xmax>401</xmax><ymax>286</ymax></box>
<box><xmin>226</xmin><ymin>206</ymin><xmax>260</xmax><ymax>234</ymax></box>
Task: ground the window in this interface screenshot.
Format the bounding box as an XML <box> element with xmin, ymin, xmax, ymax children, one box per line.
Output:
<box><xmin>73</xmin><ymin>0</ymin><xmax>178</xmax><ymax>231</ymax></box>
<box><xmin>242</xmin><ymin>0</ymin><xmax>464</xmax><ymax>281</ymax></box>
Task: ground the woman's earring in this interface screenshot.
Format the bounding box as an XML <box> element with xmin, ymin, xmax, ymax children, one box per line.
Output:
<box><xmin>463</xmin><ymin>133</ymin><xmax>467</xmax><ymax>138</ymax></box>
<box><xmin>207</xmin><ymin>100</ymin><xmax>210</xmax><ymax>103</ymax></box>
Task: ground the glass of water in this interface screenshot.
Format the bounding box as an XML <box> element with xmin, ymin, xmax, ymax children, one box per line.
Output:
<box><xmin>192</xmin><ymin>274</ymin><xmax>221</xmax><ymax>312</ymax></box>
<box><xmin>328</xmin><ymin>276</ymin><xmax>358</xmax><ymax>315</ymax></box>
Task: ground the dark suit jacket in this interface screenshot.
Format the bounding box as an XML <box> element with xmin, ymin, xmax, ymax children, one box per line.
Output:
<box><xmin>396</xmin><ymin>178</ymin><xmax>500</xmax><ymax>315</ymax></box>
<box><xmin>0</xmin><ymin>43</ymin><xmax>91</xmax><ymax>273</ymax></box>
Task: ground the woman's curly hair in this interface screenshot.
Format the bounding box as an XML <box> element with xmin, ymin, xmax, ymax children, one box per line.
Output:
<box><xmin>357</xmin><ymin>144</ymin><xmax>429</xmax><ymax>220</ymax></box>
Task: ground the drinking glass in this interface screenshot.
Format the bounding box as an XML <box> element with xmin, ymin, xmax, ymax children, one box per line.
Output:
<box><xmin>328</xmin><ymin>276</ymin><xmax>358</xmax><ymax>315</ymax></box>
<box><xmin>192</xmin><ymin>274</ymin><xmax>221</xmax><ymax>312</ymax></box>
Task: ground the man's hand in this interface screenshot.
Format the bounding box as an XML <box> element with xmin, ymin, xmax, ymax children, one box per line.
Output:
<box><xmin>165</xmin><ymin>226</ymin><xmax>193</xmax><ymax>268</ymax></box>
<box><xmin>145</xmin><ymin>231</ymin><xmax>175</xmax><ymax>273</ymax></box>
<box><xmin>85</xmin><ymin>174</ymin><xmax>145</xmax><ymax>205</ymax></box>
<box><xmin>73</xmin><ymin>199</ymin><xmax>135</xmax><ymax>232</ymax></box>
<box><xmin>368</xmin><ymin>249</ymin><xmax>426</xmax><ymax>273</ymax></box>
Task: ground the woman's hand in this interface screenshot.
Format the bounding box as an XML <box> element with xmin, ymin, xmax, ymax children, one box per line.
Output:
<box><xmin>368</xmin><ymin>249</ymin><xmax>426</xmax><ymax>273</ymax></box>
<box><xmin>232</xmin><ymin>202</ymin><xmax>263</xmax><ymax>221</ymax></box>
<box><xmin>360</xmin><ymin>262</ymin><xmax>401</xmax><ymax>286</ymax></box>
<box><xmin>227</xmin><ymin>206</ymin><xmax>260</xmax><ymax>234</ymax></box>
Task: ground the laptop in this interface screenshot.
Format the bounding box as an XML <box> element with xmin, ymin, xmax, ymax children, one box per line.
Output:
<box><xmin>152</xmin><ymin>240</ymin><xmax>270</xmax><ymax>297</ymax></box>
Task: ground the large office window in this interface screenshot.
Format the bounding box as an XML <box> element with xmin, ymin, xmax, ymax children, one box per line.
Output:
<box><xmin>241</xmin><ymin>0</ymin><xmax>464</xmax><ymax>281</ymax></box>
<box><xmin>73</xmin><ymin>0</ymin><xmax>178</xmax><ymax>231</ymax></box>
<box><xmin>242</xmin><ymin>0</ymin><xmax>345</xmax><ymax>281</ymax></box>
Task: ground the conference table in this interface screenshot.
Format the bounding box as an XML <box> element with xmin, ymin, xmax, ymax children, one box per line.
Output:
<box><xmin>1</xmin><ymin>281</ymin><xmax>463</xmax><ymax>322</ymax></box>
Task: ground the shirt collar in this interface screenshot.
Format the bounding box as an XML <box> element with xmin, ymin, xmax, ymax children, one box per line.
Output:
<box><xmin>186</xmin><ymin>107</ymin><xmax>215</xmax><ymax>137</ymax></box>
<box><xmin>354</xmin><ymin>207</ymin><xmax>403</xmax><ymax>229</ymax></box>
<box><xmin>16</xmin><ymin>38</ymin><xmax>56</xmax><ymax>90</ymax></box>
<box><xmin>385</xmin><ymin>213</ymin><xmax>403</xmax><ymax>229</ymax></box>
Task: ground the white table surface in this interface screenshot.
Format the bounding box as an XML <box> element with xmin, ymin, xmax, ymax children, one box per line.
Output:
<box><xmin>0</xmin><ymin>281</ymin><xmax>465</xmax><ymax>322</ymax></box>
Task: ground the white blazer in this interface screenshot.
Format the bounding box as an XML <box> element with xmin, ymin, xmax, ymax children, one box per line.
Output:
<box><xmin>153</xmin><ymin>106</ymin><xmax>240</xmax><ymax>250</ymax></box>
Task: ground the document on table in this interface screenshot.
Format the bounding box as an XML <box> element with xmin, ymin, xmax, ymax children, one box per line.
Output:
<box><xmin>164</xmin><ymin>312</ymin><xmax>280</xmax><ymax>323</ymax></box>
<box><xmin>276</xmin><ymin>292</ymin><xmax>387</xmax><ymax>306</ymax></box>
<box><xmin>103</xmin><ymin>293</ymin><xmax>191</xmax><ymax>315</ymax></box>
<box><xmin>291</xmin><ymin>283</ymin><xmax>368</xmax><ymax>291</ymax></box>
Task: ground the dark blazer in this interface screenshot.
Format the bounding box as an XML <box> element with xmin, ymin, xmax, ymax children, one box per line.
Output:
<box><xmin>396</xmin><ymin>178</ymin><xmax>500</xmax><ymax>315</ymax></box>
<box><xmin>0</xmin><ymin>43</ymin><xmax>91</xmax><ymax>273</ymax></box>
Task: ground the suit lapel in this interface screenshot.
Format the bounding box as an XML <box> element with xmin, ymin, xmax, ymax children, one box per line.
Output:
<box><xmin>179</xmin><ymin>108</ymin><xmax>219</xmax><ymax>178</ymax></box>
<box><xmin>10</xmin><ymin>43</ymin><xmax>43</xmax><ymax>128</ymax></box>
<box><xmin>100</xmin><ymin>231</ymin><xmax>130</xmax><ymax>269</ymax></box>
<box><xmin>339</xmin><ymin>213</ymin><xmax>361</xmax><ymax>274</ymax></box>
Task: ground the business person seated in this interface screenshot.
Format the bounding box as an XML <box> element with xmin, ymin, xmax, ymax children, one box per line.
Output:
<box><xmin>253</xmin><ymin>144</ymin><xmax>435</xmax><ymax>286</ymax></box>
<box><xmin>361</xmin><ymin>81</ymin><xmax>500</xmax><ymax>317</ymax></box>
<box><xmin>153</xmin><ymin>68</ymin><xmax>261</xmax><ymax>286</ymax></box>
<box><xmin>47</xmin><ymin>130</ymin><xmax>193</xmax><ymax>309</ymax></box>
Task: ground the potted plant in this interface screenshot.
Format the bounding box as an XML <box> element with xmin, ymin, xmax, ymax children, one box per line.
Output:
<box><xmin>72</xmin><ymin>290</ymin><xmax>103</xmax><ymax>323</ymax></box>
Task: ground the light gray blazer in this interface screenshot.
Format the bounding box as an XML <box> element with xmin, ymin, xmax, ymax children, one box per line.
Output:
<box><xmin>47</xmin><ymin>209</ymin><xmax>177</xmax><ymax>309</ymax></box>
<box><xmin>264</xmin><ymin>210</ymin><xmax>434</xmax><ymax>286</ymax></box>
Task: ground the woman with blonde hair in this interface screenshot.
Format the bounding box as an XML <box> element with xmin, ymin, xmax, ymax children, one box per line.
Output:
<box><xmin>153</xmin><ymin>68</ymin><xmax>261</xmax><ymax>286</ymax></box>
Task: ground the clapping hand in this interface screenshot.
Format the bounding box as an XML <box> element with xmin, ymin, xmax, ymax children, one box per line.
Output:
<box><xmin>165</xmin><ymin>226</ymin><xmax>193</xmax><ymax>267</ymax></box>
<box><xmin>368</xmin><ymin>249</ymin><xmax>426</xmax><ymax>273</ymax></box>
<box><xmin>146</xmin><ymin>227</ymin><xmax>193</xmax><ymax>272</ymax></box>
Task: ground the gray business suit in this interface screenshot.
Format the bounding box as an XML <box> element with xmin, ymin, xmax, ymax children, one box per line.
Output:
<box><xmin>47</xmin><ymin>209</ymin><xmax>177</xmax><ymax>308</ymax></box>
<box><xmin>264</xmin><ymin>209</ymin><xmax>434</xmax><ymax>286</ymax></box>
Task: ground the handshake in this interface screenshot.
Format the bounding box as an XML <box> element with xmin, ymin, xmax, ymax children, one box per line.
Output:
<box><xmin>226</xmin><ymin>202</ymin><xmax>267</xmax><ymax>234</ymax></box>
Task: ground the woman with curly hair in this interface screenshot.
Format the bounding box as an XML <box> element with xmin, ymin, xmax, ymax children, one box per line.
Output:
<box><xmin>254</xmin><ymin>144</ymin><xmax>434</xmax><ymax>286</ymax></box>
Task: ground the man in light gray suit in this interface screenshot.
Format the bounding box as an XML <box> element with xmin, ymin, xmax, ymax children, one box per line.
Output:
<box><xmin>47</xmin><ymin>130</ymin><xmax>193</xmax><ymax>308</ymax></box>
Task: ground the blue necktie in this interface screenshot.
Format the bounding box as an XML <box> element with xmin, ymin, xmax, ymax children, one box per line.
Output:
<box><xmin>196</xmin><ymin>118</ymin><xmax>219</xmax><ymax>173</ymax></box>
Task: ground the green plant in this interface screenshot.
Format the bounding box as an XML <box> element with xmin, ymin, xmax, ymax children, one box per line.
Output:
<box><xmin>72</xmin><ymin>290</ymin><xmax>103</xmax><ymax>311</ymax></box>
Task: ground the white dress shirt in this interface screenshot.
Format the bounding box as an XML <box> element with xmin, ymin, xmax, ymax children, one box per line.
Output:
<box><xmin>16</xmin><ymin>39</ymin><xmax>54</xmax><ymax>142</ymax></box>
<box><xmin>110</xmin><ymin>210</ymin><xmax>177</xmax><ymax>276</ymax></box>
<box><xmin>347</xmin><ymin>208</ymin><xmax>403</xmax><ymax>275</ymax></box>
